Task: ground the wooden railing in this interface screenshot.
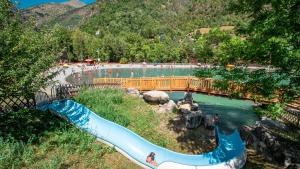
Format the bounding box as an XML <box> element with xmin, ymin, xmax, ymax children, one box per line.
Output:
<box><xmin>93</xmin><ymin>76</ymin><xmax>220</xmax><ymax>92</ymax></box>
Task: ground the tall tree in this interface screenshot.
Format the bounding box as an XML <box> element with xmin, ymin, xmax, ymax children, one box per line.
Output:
<box><xmin>195</xmin><ymin>0</ymin><xmax>300</xmax><ymax>102</ymax></box>
<box><xmin>0</xmin><ymin>0</ymin><xmax>57</xmax><ymax>97</ymax></box>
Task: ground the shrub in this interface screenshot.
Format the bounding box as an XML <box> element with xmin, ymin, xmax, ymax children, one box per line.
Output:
<box><xmin>255</xmin><ymin>103</ymin><xmax>285</xmax><ymax>119</ymax></box>
<box><xmin>119</xmin><ymin>57</ymin><xmax>128</xmax><ymax>64</ymax></box>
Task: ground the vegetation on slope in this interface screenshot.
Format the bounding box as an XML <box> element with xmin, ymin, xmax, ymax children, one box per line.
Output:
<box><xmin>38</xmin><ymin>0</ymin><xmax>246</xmax><ymax>63</ymax></box>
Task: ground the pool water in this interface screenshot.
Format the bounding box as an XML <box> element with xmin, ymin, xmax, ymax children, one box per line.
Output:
<box><xmin>12</xmin><ymin>0</ymin><xmax>96</xmax><ymax>9</ymax></box>
<box><xmin>68</xmin><ymin>67</ymin><xmax>258</xmax><ymax>130</ymax></box>
<box><xmin>169</xmin><ymin>92</ymin><xmax>258</xmax><ymax>131</ymax></box>
<box><xmin>66</xmin><ymin>67</ymin><xmax>196</xmax><ymax>84</ymax></box>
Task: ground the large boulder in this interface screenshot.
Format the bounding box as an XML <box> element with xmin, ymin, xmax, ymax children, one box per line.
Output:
<box><xmin>143</xmin><ymin>90</ymin><xmax>169</xmax><ymax>104</ymax></box>
<box><xmin>158</xmin><ymin>100</ymin><xmax>177</xmax><ymax>113</ymax></box>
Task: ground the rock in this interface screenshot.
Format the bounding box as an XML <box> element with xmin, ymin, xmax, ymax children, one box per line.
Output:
<box><xmin>261</xmin><ymin>117</ymin><xmax>289</xmax><ymax>131</ymax></box>
<box><xmin>239</xmin><ymin>120</ymin><xmax>300</xmax><ymax>167</ymax></box>
<box><xmin>178</xmin><ymin>103</ymin><xmax>191</xmax><ymax>114</ymax></box>
<box><xmin>204</xmin><ymin>114</ymin><xmax>214</xmax><ymax>128</ymax></box>
<box><xmin>143</xmin><ymin>90</ymin><xmax>169</xmax><ymax>104</ymax></box>
<box><xmin>239</xmin><ymin>125</ymin><xmax>255</xmax><ymax>146</ymax></box>
<box><xmin>126</xmin><ymin>88</ymin><xmax>140</xmax><ymax>96</ymax></box>
<box><xmin>184</xmin><ymin>110</ymin><xmax>203</xmax><ymax>129</ymax></box>
<box><xmin>158</xmin><ymin>100</ymin><xmax>177</xmax><ymax>113</ymax></box>
<box><xmin>191</xmin><ymin>103</ymin><xmax>199</xmax><ymax>111</ymax></box>
<box><xmin>183</xmin><ymin>92</ymin><xmax>193</xmax><ymax>104</ymax></box>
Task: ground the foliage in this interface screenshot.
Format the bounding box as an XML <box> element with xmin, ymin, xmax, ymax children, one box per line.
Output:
<box><xmin>255</xmin><ymin>103</ymin><xmax>285</xmax><ymax>119</ymax></box>
<box><xmin>229</xmin><ymin>0</ymin><xmax>299</xmax><ymax>71</ymax></box>
<box><xmin>195</xmin><ymin>0</ymin><xmax>300</xmax><ymax>104</ymax></box>
<box><xmin>37</xmin><ymin>0</ymin><xmax>244</xmax><ymax>63</ymax></box>
<box><xmin>0</xmin><ymin>0</ymin><xmax>59</xmax><ymax>97</ymax></box>
<box><xmin>119</xmin><ymin>57</ymin><xmax>129</xmax><ymax>64</ymax></box>
<box><xmin>195</xmin><ymin>68</ymin><xmax>299</xmax><ymax>102</ymax></box>
<box><xmin>194</xmin><ymin>37</ymin><xmax>213</xmax><ymax>63</ymax></box>
<box><xmin>217</xmin><ymin>36</ymin><xmax>247</xmax><ymax>64</ymax></box>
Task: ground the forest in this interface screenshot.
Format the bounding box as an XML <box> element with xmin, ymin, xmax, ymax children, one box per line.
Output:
<box><xmin>43</xmin><ymin>0</ymin><xmax>246</xmax><ymax>63</ymax></box>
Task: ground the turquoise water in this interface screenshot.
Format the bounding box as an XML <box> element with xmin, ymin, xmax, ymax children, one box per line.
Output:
<box><xmin>169</xmin><ymin>92</ymin><xmax>258</xmax><ymax>131</ymax></box>
<box><xmin>67</xmin><ymin>67</ymin><xmax>258</xmax><ymax>130</ymax></box>
<box><xmin>12</xmin><ymin>0</ymin><xmax>96</xmax><ymax>9</ymax></box>
<box><xmin>66</xmin><ymin>67</ymin><xmax>196</xmax><ymax>84</ymax></box>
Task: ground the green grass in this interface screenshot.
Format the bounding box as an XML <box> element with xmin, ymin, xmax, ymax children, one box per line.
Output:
<box><xmin>0</xmin><ymin>109</ymin><xmax>111</xmax><ymax>169</ymax></box>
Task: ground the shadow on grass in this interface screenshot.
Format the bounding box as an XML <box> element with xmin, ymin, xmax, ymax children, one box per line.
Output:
<box><xmin>0</xmin><ymin>108</ymin><xmax>69</xmax><ymax>143</ymax></box>
<box><xmin>167</xmin><ymin>113</ymin><xmax>216</xmax><ymax>154</ymax></box>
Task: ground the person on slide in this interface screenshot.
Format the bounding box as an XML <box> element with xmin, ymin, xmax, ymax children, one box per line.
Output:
<box><xmin>146</xmin><ymin>152</ymin><xmax>158</xmax><ymax>166</ymax></box>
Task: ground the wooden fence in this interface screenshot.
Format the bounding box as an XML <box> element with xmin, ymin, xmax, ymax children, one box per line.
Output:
<box><xmin>0</xmin><ymin>83</ymin><xmax>121</xmax><ymax>113</ymax></box>
<box><xmin>0</xmin><ymin>95</ymin><xmax>36</xmax><ymax>113</ymax></box>
<box><xmin>50</xmin><ymin>83</ymin><xmax>121</xmax><ymax>99</ymax></box>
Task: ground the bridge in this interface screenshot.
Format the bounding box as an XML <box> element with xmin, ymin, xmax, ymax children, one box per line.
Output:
<box><xmin>94</xmin><ymin>76</ymin><xmax>231</xmax><ymax>95</ymax></box>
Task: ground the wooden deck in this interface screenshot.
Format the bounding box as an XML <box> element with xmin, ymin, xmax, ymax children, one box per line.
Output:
<box><xmin>94</xmin><ymin>76</ymin><xmax>219</xmax><ymax>92</ymax></box>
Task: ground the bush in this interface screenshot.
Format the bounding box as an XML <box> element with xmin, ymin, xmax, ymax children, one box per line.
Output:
<box><xmin>255</xmin><ymin>103</ymin><xmax>285</xmax><ymax>119</ymax></box>
<box><xmin>119</xmin><ymin>57</ymin><xmax>128</xmax><ymax>64</ymax></box>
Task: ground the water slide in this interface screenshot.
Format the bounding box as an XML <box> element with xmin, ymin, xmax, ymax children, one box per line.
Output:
<box><xmin>38</xmin><ymin>99</ymin><xmax>246</xmax><ymax>169</ymax></box>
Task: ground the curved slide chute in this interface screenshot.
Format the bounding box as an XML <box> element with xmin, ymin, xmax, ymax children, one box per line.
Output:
<box><xmin>38</xmin><ymin>100</ymin><xmax>246</xmax><ymax>169</ymax></box>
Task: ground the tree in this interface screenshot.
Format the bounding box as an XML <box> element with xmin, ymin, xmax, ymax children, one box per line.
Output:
<box><xmin>51</xmin><ymin>24</ymin><xmax>73</xmax><ymax>61</ymax></box>
<box><xmin>217</xmin><ymin>36</ymin><xmax>247</xmax><ymax>65</ymax></box>
<box><xmin>195</xmin><ymin>0</ymin><xmax>300</xmax><ymax>103</ymax></box>
<box><xmin>0</xmin><ymin>0</ymin><xmax>58</xmax><ymax>97</ymax></box>
<box><xmin>229</xmin><ymin>0</ymin><xmax>299</xmax><ymax>71</ymax></box>
<box><xmin>194</xmin><ymin>37</ymin><xmax>213</xmax><ymax>63</ymax></box>
<box><xmin>72</xmin><ymin>28</ymin><xmax>87</xmax><ymax>60</ymax></box>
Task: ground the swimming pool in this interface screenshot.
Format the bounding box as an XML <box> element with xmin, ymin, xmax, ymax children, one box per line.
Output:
<box><xmin>12</xmin><ymin>0</ymin><xmax>96</xmax><ymax>9</ymax></box>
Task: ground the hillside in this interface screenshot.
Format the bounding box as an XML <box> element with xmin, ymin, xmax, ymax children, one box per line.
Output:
<box><xmin>82</xmin><ymin>0</ymin><xmax>243</xmax><ymax>36</ymax></box>
<box><xmin>22</xmin><ymin>0</ymin><xmax>247</xmax><ymax>63</ymax></box>
<box><xmin>22</xmin><ymin>2</ymin><xmax>96</xmax><ymax>27</ymax></box>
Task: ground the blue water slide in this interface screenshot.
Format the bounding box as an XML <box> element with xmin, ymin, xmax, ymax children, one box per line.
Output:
<box><xmin>38</xmin><ymin>100</ymin><xmax>246</xmax><ymax>169</ymax></box>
